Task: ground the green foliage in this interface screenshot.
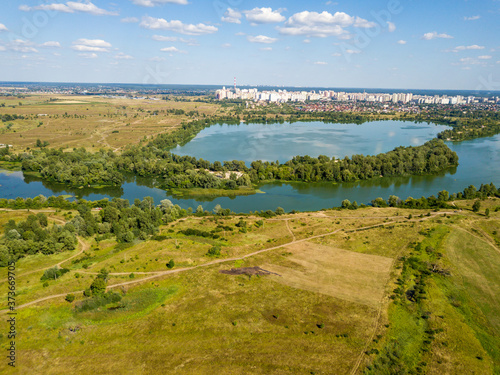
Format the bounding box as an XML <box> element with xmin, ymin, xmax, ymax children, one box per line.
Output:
<box><xmin>206</xmin><ymin>245</ymin><xmax>221</xmax><ymax>257</ymax></box>
<box><xmin>75</xmin><ymin>291</ymin><xmax>122</xmax><ymax>312</ymax></box>
<box><xmin>41</xmin><ymin>267</ymin><xmax>70</xmax><ymax>281</ymax></box>
<box><xmin>90</xmin><ymin>276</ymin><xmax>107</xmax><ymax>296</ymax></box>
<box><xmin>472</xmin><ymin>200</ymin><xmax>481</xmax><ymax>213</ymax></box>
<box><xmin>167</xmin><ymin>259</ymin><xmax>175</xmax><ymax>269</ymax></box>
<box><xmin>341</xmin><ymin>199</ymin><xmax>351</xmax><ymax>209</ymax></box>
<box><xmin>0</xmin><ymin>213</ymin><xmax>77</xmax><ymax>265</ymax></box>
<box><xmin>65</xmin><ymin>294</ymin><xmax>75</xmax><ymax>303</ymax></box>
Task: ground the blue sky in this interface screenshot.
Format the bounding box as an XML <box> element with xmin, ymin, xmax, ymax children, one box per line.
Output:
<box><xmin>0</xmin><ymin>0</ymin><xmax>499</xmax><ymax>89</ymax></box>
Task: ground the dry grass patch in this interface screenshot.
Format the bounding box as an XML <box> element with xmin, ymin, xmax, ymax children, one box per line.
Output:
<box><xmin>263</xmin><ymin>241</ymin><xmax>393</xmax><ymax>307</ymax></box>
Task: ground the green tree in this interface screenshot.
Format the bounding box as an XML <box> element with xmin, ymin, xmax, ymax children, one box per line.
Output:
<box><xmin>472</xmin><ymin>200</ymin><xmax>481</xmax><ymax>213</ymax></box>
<box><xmin>275</xmin><ymin>207</ymin><xmax>285</xmax><ymax>215</ymax></box>
<box><xmin>167</xmin><ymin>259</ymin><xmax>175</xmax><ymax>269</ymax></box>
<box><xmin>485</xmin><ymin>208</ymin><xmax>490</xmax><ymax>217</ymax></box>
<box><xmin>341</xmin><ymin>199</ymin><xmax>351</xmax><ymax>209</ymax></box>
<box><xmin>90</xmin><ymin>276</ymin><xmax>107</xmax><ymax>295</ymax></box>
<box><xmin>65</xmin><ymin>294</ymin><xmax>75</xmax><ymax>303</ymax></box>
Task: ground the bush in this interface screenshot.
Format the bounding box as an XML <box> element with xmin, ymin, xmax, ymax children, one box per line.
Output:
<box><xmin>90</xmin><ymin>276</ymin><xmax>107</xmax><ymax>296</ymax></box>
<box><xmin>40</xmin><ymin>267</ymin><xmax>70</xmax><ymax>281</ymax></box>
<box><xmin>75</xmin><ymin>291</ymin><xmax>122</xmax><ymax>312</ymax></box>
<box><xmin>65</xmin><ymin>294</ymin><xmax>75</xmax><ymax>303</ymax></box>
<box><xmin>206</xmin><ymin>245</ymin><xmax>221</xmax><ymax>257</ymax></box>
<box><xmin>167</xmin><ymin>259</ymin><xmax>175</xmax><ymax>269</ymax></box>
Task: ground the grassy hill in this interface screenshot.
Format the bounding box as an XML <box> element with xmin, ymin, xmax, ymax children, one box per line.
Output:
<box><xmin>0</xmin><ymin>200</ymin><xmax>499</xmax><ymax>374</ymax></box>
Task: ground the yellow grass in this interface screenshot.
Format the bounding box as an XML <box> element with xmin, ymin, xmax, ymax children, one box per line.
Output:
<box><xmin>263</xmin><ymin>241</ymin><xmax>393</xmax><ymax>307</ymax></box>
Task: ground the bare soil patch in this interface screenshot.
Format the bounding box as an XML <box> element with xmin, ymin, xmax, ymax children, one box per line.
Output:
<box><xmin>219</xmin><ymin>266</ymin><xmax>281</xmax><ymax>277</ymax></box>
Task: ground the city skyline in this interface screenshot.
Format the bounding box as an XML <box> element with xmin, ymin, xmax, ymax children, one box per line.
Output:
<box><xmin>0</xmin><ymin>0</ymin><xmax>499</xmax><ymax>90</ymax></box>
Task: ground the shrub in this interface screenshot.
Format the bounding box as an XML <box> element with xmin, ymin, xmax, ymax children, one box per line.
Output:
<box><xmin>167</xmin><ymin>259</ymin><xmax>175</xmax><ymax>269</ymax></box>
<box><xmin>75</xmin><ymin>291</ymin><xmax>122</xmax><ymax>312</ymax></box>
<box><xmin>40</xmin><ymin>267</ymin><xmax>70</xmax><ymax>281</ymax></box>
<box><xmin>65</xmin><ymin>294</ymin><xmax>75</xmax><ymax>303</ymax></box>
<box><xmin>206</xmin><ymin>245</ymin><xmax>221</xmax><ymax>257</ymax></box>
<box><xmin>90</xmin><ymin>276</ymin><xmax>107</xmax><ymax>296</ymax></box>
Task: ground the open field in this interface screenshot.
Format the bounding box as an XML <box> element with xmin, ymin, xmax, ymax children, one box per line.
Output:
<box><xmin>0</xmin><ymin>94</ymin><xmax>223</xmax><ymax>152</ymax></box>
<box><xmin>0</xmin><ymin>205</ymin><xmax>498</xmax><ymax>373</ymax></box>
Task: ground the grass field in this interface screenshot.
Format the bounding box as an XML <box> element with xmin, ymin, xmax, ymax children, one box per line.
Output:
<box><xmin>0</xmin><ymin>94</ymin><xmax>223</xmax><ymax>152</ymax></box>
<box><xmin>0</xmin><ymin>204</ymin><xmax>498</xmax><ymax>374</ymax></box>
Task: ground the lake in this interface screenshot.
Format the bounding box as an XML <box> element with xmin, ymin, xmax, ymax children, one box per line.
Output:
<box><xmin>172</xmin><ymin>120</ymin><xmax>450</xmax><ymax>165</ymax></box>
<box><xmin>1</xmin><ymin>120</ymin><xmax>499</xmax><ymax>212</ymax></box>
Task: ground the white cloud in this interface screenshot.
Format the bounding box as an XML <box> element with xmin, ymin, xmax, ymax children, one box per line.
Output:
<box><xmin>78</xmin><ymin>52</ymin><xmax>98</xmax><ymax>59</ymax></box>
<box><xmin>353</xmin><ymin>17</ymin><xmax>376</xmax><ymax>28</ymax></box>
<box><xmin>478</xmin><ymin>55</ymin><xmax>492</xmax><ymax>59</ymax></box>
<box><xmin>121</xmin><ymin>17</ymin><xmax>139</xmax><ymax>23</ymax></box>
<box><xmin>21</xmin><ymin>2</ymin><xmax>118</xmax><ymax>16</ymax></box>
<box><xmin>0</xmin><ymin>46</ymin><xmax>6</xmax><ymax>51</ymax></box>
<box><xmin>72</xmin><ymin>39</ymin><xmax>111</xmax><ymax>52</ymax></box>
<box><xmin>260</xmin><ymin>47</ymin><xmax>272</xmax><ymax>51</ymax></box>
<box><xmin>152</xmin><ymin>35</ymin><xmax>198</xmax><ymax>45</ymax></box>
<box><xmin>303</xmin><ymin>39</ymin><xmax>311</xmax><ymax>44</ymax></box>
<box><xmin>150</xmin><ymin>56</ymin><xmax>165</xmax><ymax>61</ymax></box>
<box><xmin>446</xmin><ymin>44</ymin><xmax>485</xmax><ymax>53</ymax></box>
<box><xmin>455</xmin><ymin>45</ymin><xmax>484</xmax><ymax>51</ymax></box>
<box><xmin>314</xmin><ymin>61</ymin><xmax>328</xmax><ymax>65</ymax></box>
<box><xmin>287</xmin><ymin>11</ymin><xmax>353</xmax><ymax>27</ymax></box>
<box><xmin>235</xmin><ymin>32</ymin><xmax>246</xmax><ymax>36</ymax></box>
<box><xmin>140</xmin><ymin>16</ymin><xmax>218</xmax><ymax>35</ymax></box>
<box><xmin>346</xmin><ymin>49</ymin><xmax>361</xmax><ymax>54</ymax></box>
<box><xmin>422</xmin><ymin>31</ymin><xmax>453</xmax><ymax>40</ymax></box>
<box><xmin>74</xmin><ymin>39</ymin><xmax>112</xmax><ymax>47</ymax></box>
<box><xmin>40</xmin><ymin>41</ymin><xmax>61</xmax><ymax>48</ymax></box>
<box><xmin>387</xmin><ymin>21</ymin><xmax>396</xmax><ymax>32</ymax></box>
<box><xmin>397</xmin><ymin>40</ymin><xmax>407</xmax><ymax>45</ymax></box>
<box><xmin>279</xmin><ymin>24</ymin><xmax>345</xmax><ymax>37</ymax></box>
<box><xmin>278</xmin><ymin>11</ymin><xmax>375</xmax><ymax>37</ymax></box>
<box><xmin>221</xmin><ymin>8</ymin><xmax>242</xmax><ymax>24</ymax></box>
<box><xmin>115</xmin><ymin>52</ymin><xmax>133</xmax><ymax>59</ymax></box>
<box><xmin>455</xmin><ymin>57</ymin><xmax>489</xmax><ymax>66</ymax></box>
<box><xmin>131</xmin><ymin>0</ymin><xmax>187</xmax><ymax>6</ymax></box>
<box><xmin>161</xmin><ymin>46</ymin><xmax>187</xmax><ymax>53</ymax></box>
<box><xmin>0</xmin><ymin>23</ymin><xmax>8</xmax><ymax>32</ymax></box>
<box><xmin>247</xmin><ymin>35</ymin><xmax>278</xmax><ymax>44</ymax></box>
<box><xmin>332</xmin><ymin>52</ymin><xmax>341</xmax><ymax>56</ymax></box>
<box><xmin>464</xmin><ymin>15</ymin><xmax>480</xmax><ymax>21</ymax></box>
<box><xmin>9</xmin><ymin>39</ymin><xmax>39</xmax><ymax>53</ymax></box>
<box><xmin>221</xmin><ymin>43</ymin><xmax>231</xmax><ymax>48</ymax></box>
<box><xmin>152</xmin><ymin>35</ymin><xmax>178</xmax><ymax>42</ymax></box>
<box><xmin>244</xmin><ymin>7</ymin><xmax>285</xmax><ymax>24</ymax></box>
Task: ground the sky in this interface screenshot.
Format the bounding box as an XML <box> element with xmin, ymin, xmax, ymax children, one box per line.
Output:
<box><xmin>0</xmin><ymin>0</ymin><xmax>499</xmax><ymax>90</ymax></box>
